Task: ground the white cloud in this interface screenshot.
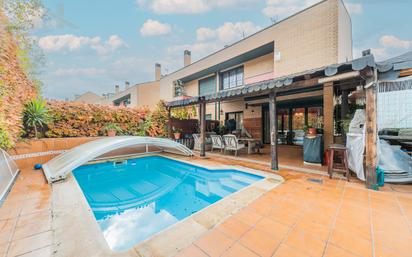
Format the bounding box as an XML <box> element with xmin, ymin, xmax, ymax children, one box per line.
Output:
<box><xmin>379</xmin><ymin>35</ymin><xmax>412</xmax><ymax>49</ymax></box>
<box><xmin>38</xmin><ymin>34</ymin><xmax>100</xmax><ymax>51</ymax></box>
<box><xmin>359</xmin><ymin>35</ymin><xmax>412</xmax><ymax>62</ymax></box>
<box><xmin>370</xmin><ymin>48</ymin><xmax>389</xmax><ymax>61</ymax></box>
<box><xmin>166</xmin><ymin>42</ymin><xmax>220</xmax><ymax>60</ymax></box>
<box><xmin>196</xmin><ymin>27</ymin><xmax>216</xmax><ymax>42</ymax></box>
<box><xmin>215</xmin><ymin>22</ymin><xmax>262</xmax><ymax>44</ymax></box>
<box><xmin>196</xmin><ymin>22</ymin><xmax>261</xmax><ymax>45</ymax></box>
<box><xmin>262</xmin><ymin>0</ymin><xmax>320</xmax><ymax>18</ymax></box>
<box><xmin>165</xmin><ymin>21</ymin><xmax>261</xmax><ymax>73</ymax></box>
<box><xmin>54</xmin><ymin>67</ymin><xmax>106</xmax><ymax>77</ymax></box>
<box><xmin>38</xmin><ymin>34</ymin><xmax>126</xmax><ymax>55</ymax></box>
<box><xmin>92</xmin><ymin>35</ymin><xmax>127</xmax><ymax>55</ymax></box>
<box><xmin>140</xmin><ymin>19</ymin><xmax>172</xmax><ymax>37</ymax></box>
<box><xmin>137</xmin><ymin>0</ymin><xmax>260</xmax><ymax>14</ymax></box>
<box><xmin>150</xmin><ymin>0</ymin><xmax>209</xmax><ymax>14</ymax></box>
<box><xmin>345</xmin><ymin>3</ymin><xmax>363</xmax><ymax>15</ymax></box>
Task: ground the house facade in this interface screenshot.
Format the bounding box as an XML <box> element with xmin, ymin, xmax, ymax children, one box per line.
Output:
<box><xmin>160</xmin><ymin>0</ymin><xmax>352</xmax><ymax>144</ymax></box>
<box><xmin>73</xmin><ymin>91</ymin><xmax>108</xmax><ymax>105</ymax></box>
<box><xmin>73</xmin><ymin>64</ymin><xmax>161</xmax><ymax>110</ymax></box>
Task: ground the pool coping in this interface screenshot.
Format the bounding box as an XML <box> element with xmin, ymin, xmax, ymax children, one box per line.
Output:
<box><xmin>51</xmin><ymin>154</ymin><xmax>284</xmax><ymax>257</ymax></box>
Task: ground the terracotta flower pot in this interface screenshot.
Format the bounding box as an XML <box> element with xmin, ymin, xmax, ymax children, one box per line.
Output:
<box><xmin>308</xmin><ymin>128</ymin><xmax>317</xmax><ymax>136</ymax></box>
<box><xmin>174</xmin><ymin>133</ymin><xmax>181</xmax><ymax>140</ymax></box>
<box><xmin>107</xmin><ymin>130</ymin><xmax>117</xmax><ymax>137</ymax></box>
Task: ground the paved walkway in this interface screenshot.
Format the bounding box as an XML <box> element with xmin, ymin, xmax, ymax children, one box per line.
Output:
<box><xmin>0</xmin><ymin>154</ymin><xmax>411</xmax><ymax>257</ymax></box>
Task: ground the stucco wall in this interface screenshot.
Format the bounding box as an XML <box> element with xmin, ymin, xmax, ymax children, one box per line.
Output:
<box><xmin>107</xmin><ymin>81</ymin><xmax>160</xmax><ymax>110</ymax></box>
<box><xmin>160</xmin><ymin>0</ymin><xmax>348</xmax><ymax>101</ymax></box>
<box><xmin>244</xmin><ymin>53</ymin><xmax>274</xmax><ymax>84</ymax></box>
<box><xmin>338</xmin><ymin>0</ymin><xmax>353</xmax><ymax>62</ymax></box>
<box><xmin>73</xmin><ymin>92</ymin><xmax>104</xmax><ymax>105</ymax></box>
<box><xmin>137</xmin><ymin>81</ymin><xmax>160</xmax><ymax>110</ymax></box>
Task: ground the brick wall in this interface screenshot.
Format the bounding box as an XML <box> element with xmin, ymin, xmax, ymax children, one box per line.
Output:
<box><xmin>7</xmin><ymin>137</ymin><xmax>99</xmax><ymax>170</ymax></box>
<box><xmin>243</xmin><ymin>118</ymin><xmax>262</xmax><ymax>141</ymax></box>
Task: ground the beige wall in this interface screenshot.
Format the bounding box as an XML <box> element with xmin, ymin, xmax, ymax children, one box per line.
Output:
<box><xmin>110</xmin><ymin>86</ymin><xmax>139</xmax><ymax>106</ymax></box>
<box><xmin>107</xmin><ymin>81</ymin><xmax>160</xmax><ymax>110</ymax></box>
<box><xmin>183</xmin><ymin>53</ymin><xmax>274</xmax><ymax>99</ymax></box>
<box><xmin>160</xmin><ymin>0</ymin><xmax>352</xmax><ymax>101</ymax></box>
<box><xmin>73</xmin><ymin>92</ymin><xmax>105</xmax><ymax>105</ymax></box>
<box><xmin>244</xmin><ymin>53</ymin><xmax>274</xmax><ymax>83</ymax></box>
<box><xmin>338</xmin><ymin>0</ymin><xmax>353</xmax><ymax>62</ymax></box>
<box><xmin>136</xmin><ymin>81</ymin><xmax>160</xmax><ymax>110</ymax></box>
<box><xmin>183</xmin><ymin>79</ymin><xmax>200</xmax><ymax>97</ymax></box>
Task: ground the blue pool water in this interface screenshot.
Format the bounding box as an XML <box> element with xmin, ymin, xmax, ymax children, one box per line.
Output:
<box><xmin>73</xmin><ymin>156</ymin><xmax>262</xmax><ymax>251</ymax></box>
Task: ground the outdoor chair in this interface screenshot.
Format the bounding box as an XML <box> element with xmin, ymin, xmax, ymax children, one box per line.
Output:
<box><xmin>242</xmin><ymin>127</ymin><xmax>263</xmax><ymax>152</ymax></box>
<box><xmin>210</xmin><ymin>135</ymin><xmax>225</xmax><ymax>152</ymax></box>
<box><xmin>223</xmin><ymin>134</ymin><xmax>245</xmax><ymax>156</ymax></box>
<box><xmin>193</xmin><ymin>134</ymin><xmax>212</xmax><ymax>151</ymax></box>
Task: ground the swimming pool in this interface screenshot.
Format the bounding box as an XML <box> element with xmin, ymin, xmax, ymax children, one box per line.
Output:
<box><xmin>73</xmin><ymin>155</ymin><xmax>263</xmax><ymax>251</ymax></box>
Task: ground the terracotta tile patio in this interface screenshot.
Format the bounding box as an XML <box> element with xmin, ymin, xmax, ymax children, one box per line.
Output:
<box><xmin>206</xmin><ymin>145</ymin><xmax>329</xmax><ymax>175</ymax></box>
<box><xmin>1</xmin><ymin>153</ymin><xmax>411</xmax><ymax>257</ymax></box>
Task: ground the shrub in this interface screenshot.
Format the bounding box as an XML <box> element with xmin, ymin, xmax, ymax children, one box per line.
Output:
<box><xmin>104</xmin><ymin>123</ymin><xmax>122</xmax><ymax>133</ymax></box>
<box><xmin>171</xmin><ymin>105</ymin><xmax>196</xmax><ymax>120</ymax></box>
<box><xmin>43</xmin><ymin>101</ymin><xmax>149</xmax><ymax>138</ymax></box>
<box><xmin>23</xmin><ymin>98</ymin><xmax>49</xmax><ymax>138</ymax></box>
<box><xmin>0</xmin><ymin>125</ymin><xmax>12</xmax><ymax>149</ymax></box>
<box><xmin>146</xmin><ymin>100</ymin><xmax>169</xmax><ymax>137</ymax></box>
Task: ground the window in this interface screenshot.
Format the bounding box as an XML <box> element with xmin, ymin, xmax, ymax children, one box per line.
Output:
<box><xmin>205</xmin><ymin>114</ymin><xmax>212</xmax><ymax>120</ymax></box>
<box><xmin>221</xmin><ymin>67</ymin><xmax>244</xmax><ymax>90</ymax></box>
<box><xmin>225</xmin><ymin>112</ymin><xmax>243</xmax><ymax>132</ymax></box>
<box><xmin>199</xmin><ymin>76</ymin><xmax>216</xmax><ymax>96</ymax></box>
<box><xmin>113</xmin><ymin>94</ymin><xmax>131</xmax><ymax>107</ymax></box>
<box><xmin>174</xmin><ymin>84</ymin><xmax>185</xmax><ymax>97</ymax></box>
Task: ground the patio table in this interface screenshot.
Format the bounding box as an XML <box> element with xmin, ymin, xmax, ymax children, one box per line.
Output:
<box><xmin>238</xmin><ymin>138</ymin><xmax>261</xmax><ymax>154</ymax></box>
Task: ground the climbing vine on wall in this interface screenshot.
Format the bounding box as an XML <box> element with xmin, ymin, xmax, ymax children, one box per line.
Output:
<box><xmin>0</xmin><ymin>5</ymin><xmax>40</xmax><ymax>149</ymax></box>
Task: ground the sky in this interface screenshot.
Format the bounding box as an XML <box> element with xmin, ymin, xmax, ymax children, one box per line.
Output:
<box><xmin>33</xmin><ymin>0</ymin><xmax>412</xmax><ymax>100</ymax></box>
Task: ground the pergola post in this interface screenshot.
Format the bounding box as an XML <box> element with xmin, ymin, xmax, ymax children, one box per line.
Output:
<box><xmin>167</xmin><ymin>107</ymin><xmax>172</xmax><ymax>139</ymax></box>
<box><xmin>365</xmin><ymin>76</ymin><xmax>378</xmax><ymax>189</ymax></box>
<box><xmin>269</xmin><ymin>90</ymin><xmax>279</xmax><ymax>170</ymax></box>
<box><xmin>199</xmin><ymin>99</ymin><xmax>206</xmax><ymax>157</ymax></box>
<box><xmin>323</xmin><ymin>82</ymin><xmax>334</xmax><ymax>151</ymax></box>
<box><xmin>341</xmin><ymin>90</ymin><xmax>349</xmax><ymax>118</ymax></box>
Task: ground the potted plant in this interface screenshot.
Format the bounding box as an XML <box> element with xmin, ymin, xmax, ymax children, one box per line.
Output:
<box><xmin>23</xmin><ymin>98</ymin><xmax>50</xmax><ymax>139</ymax></box>
<box><xmin>172</xmin><ymin>126</ymin><xmax>182</xmax><ymax>140</ymax></box>
<box><xmin>105</xmin><ymin>123</ymin><xmax>121</xmax><ymax>137</ymax></box>
<box><xmin>303</xmin><ymin>125</ymin><xmax>317</xmax><ymax>137</ymax></box>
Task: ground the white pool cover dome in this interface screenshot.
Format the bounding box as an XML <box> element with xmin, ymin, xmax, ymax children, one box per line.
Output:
<box><xmin>42</xmin><ymin>136</ymin><xmax>193</xmax><ymax>183</ymax></box>
<box><xmin>0</xmin><ymin>149</ymin><xmax>19</xmax><ymax>202</ymax></box>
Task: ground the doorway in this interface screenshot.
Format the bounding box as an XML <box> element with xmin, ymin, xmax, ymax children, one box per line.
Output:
<box><xmin>262</xmin><ymin>104</ymin><xmax>324</xmax><ymax>145</ymax></box>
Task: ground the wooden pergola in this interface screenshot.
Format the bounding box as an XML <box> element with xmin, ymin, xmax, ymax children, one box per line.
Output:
<box><xmin>167</xmin><ymin>53</ymin><xmax>380</xmax><ymax>189</ymax></box>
